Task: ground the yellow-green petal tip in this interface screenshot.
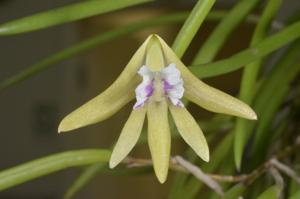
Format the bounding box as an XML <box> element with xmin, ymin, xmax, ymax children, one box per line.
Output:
<box><xmin>241</xmin><ymin>105</ymin><xmax>258</xmax><ymax>120</ymax></box>
<box><xmin>250</xmin><ymin>111</ymin><xmax>258</xmax><ymax>120</ymax></box>
<box><xmin>58</xmin><ymin>120</ymin><xmax>67</xmax><ymax>133</ymax></box>
<box><xmin>203</xmin><ymin>152</ymin><xmax>210</xmax><ymax>162</ymax></box>
<box><xmin>109</xmin><ymin>160</ymin><xmax>118</xmax><ymax>169</ymax></box>
<box><xmin>156</xmin><ymin>170</ymin><xmax>168</xmax><ymax>184</ymax></box>
<box><xmin>57</xmin><ymin>117</ymin><xmax>77</xmax><ymax>133</ymax></box>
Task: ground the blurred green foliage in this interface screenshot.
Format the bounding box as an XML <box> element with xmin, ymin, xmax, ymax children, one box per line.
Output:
<box><xmin>0</xmin><ymin>0</ymin><xmax>299</xmax><ymax>198</ymax></box>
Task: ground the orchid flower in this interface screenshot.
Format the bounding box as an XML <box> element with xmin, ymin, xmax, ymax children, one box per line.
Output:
<box><xmin>58</xmin><ymin>34</ymin><xmax>257</xmax><ymax>183</ymax></box>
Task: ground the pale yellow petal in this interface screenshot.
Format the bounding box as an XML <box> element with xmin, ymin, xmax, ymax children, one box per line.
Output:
<box><xmin>58</xmin><ymin>36</ymin><xmax>152</xmax><ymax>132</ymax></box>
<box><xmin>109</xmin><ymin>108</ymin><xmax>146</xmax><ymax>168</ymax></box>
<box><xmin>147</xmin><ymin>100</ymin><xmax>171</xmax><ymax>183</ymax></box>
<box><xmin>169</xmin><ymin>105</ymin><xmax>209</xmax><ymax>162</ymax></box>
<box><xmin>156</xmin><ymin>35</ymin><xmax>257</xmax><ymax>120</ymax></box>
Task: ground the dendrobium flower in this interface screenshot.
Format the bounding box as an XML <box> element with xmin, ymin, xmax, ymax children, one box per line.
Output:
<box><xmin>58</xmin><ymin>34</ymin><xmax>257</xmax><ymax>183</ymax></box>
<box><xmin>133</xmin><ymin>64</ymin><xmax>184</xmax><ymax>109</ymax></box>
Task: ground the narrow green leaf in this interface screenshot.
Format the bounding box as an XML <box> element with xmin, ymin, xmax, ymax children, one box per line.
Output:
<box><xmin>169</xmin><ymin>1</ymin><xmax>258</xmax><ymax>194</ymax></box>
<box><xmin>289</xmin><ymin>178</ymin><xmax>300</xmax><ymax>197</ymax></box>
<box><xmin>0</xmin><ymin>12</ymin><xmax>187</xmax><ymax>91</ymax></box>
<box><xmin>0</xmin><ymin>11</ymin><xmax>265</xmax><ymax>91</ymax></box>
<box><xmin>250</xmin><ymin>40</ymin><xmax>300</xmax><ymax>166</ymax></box>
<box><xmin>253</xmin><ymin>41</ymin><xmax>300</xmax><ymax>117</ymax></box>
<box><xmin>233</xmin><ymin>0</ymin><xmax>283</xmax><ymax>170</ymax></box>
<box><xmin>0</xmin><ymin>0</ymin><xmax>152</xmax><ymax>35</ymax></box>
<box><xmin>209</xmin><ymin>161</ymin><xmax>235</xmax><ymax>199</ymax></box>
<box><xmin>289</xmin><ymin>190</ymin><xmax>300</xmax><ymax>199</ymax></box>
<box><xmin>168</xmin><ymin>149</ymin><xmax>197</xmax><ymax>199</ymax></box>
<box><xmin>193</xmin><ymin>0</ymin><xmax>261</xmax><ymax>64</ymax></box>
<box><xmin>172</xmin><ymin>0</ymin><xmax>216</xmax><ymax>57</ymax></box>
<box><xmin>189</xmin><ymin>20</ymin><xmax>300</xmax><ymax>78</ymax></box>
<box><xmin>64</xmin><ymin>163</ymin><xmax>105</xmax><ymax>199</ymax></box>
<box><xmin>174</xmin><ymin>133</ymin><xmax>233</xmax><ymax>199</ymax></box>
<box><xmin>168</xmin><ymin>116</ymin><xmax>232</xmax><ymax>199</ymax></box>
<box><xmin>251</xmin><ymin>86</ymin><xmax>288</xmax><ymax>165</ymax></box>
<box><xmin>256</xmin><ymin>186</ymin><xmax>280</xmax><ymax>199</ymax></box>
<box><xmin>222</xmin><ymin>183</ymin><xmax>246</xmax><ymax>199</ymax></box>
<box><xmin>0</xmin><ymin>149</ymin><xmax>111</xmax><ymax>191</ymax></box>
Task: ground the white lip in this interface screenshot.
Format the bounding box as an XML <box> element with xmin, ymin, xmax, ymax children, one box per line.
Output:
<box><xmin>133</xmin><ymin>64</ymin><xmax>184</xmax><ymax>109</ymax></box>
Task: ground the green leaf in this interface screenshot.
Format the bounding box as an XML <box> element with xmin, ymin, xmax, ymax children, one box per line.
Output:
<box><xmin>233</xmin><ymin>0</ymin><xmax>283</xmax><ymax>170</ymax></box>
<box><xmin>168</xmin><ymin>149</ymin><xmax>197</xmax><ymax>199</ymax></box>
<box><xmin>172</xmin><ymin>0</ymin><xmax>216</xmax><ymax>57</ymax></box>
<box><xmin>189</xmin><ymin>20</ymin><xmax>300</xmax><ymax>78</ymax></box>
<box><xmin>250</xmin><ymin>40</ymin><xmax>300</xmax><ymax>166</ymax></box>
<box><xmin>64</xmin><ymin>163</ymin><xmax>105</xmax><ymax>199</ymax></box>
<box><xmin>251</xmin><ymin>86</ymin><xmax>288</xmax><ymax>163</ymax></box>
<box><xmin>208</xmin><ymin>161</ymin><xmax>235</xmax><ymax>199</ymax></box>
<box><xmin>222</xmin><ymin>183</ymin><xmax>246</xmax><ymax>199</ymax></box>
<box><xmin>256</xmin><ymin>186</ymin><xmax>280</xmax><ymax>199</ymax></box>
<box><xmin>289</xmin><ymin>190</ymin><xmax>300</xmax><ymax>199</ymax></box>
<box><xmin>0</xmin><ymin>149</ymin><xmax>111</xmax><ymax>191</ymax></box>
<box><xmin>0</xmin><ymin>0</ymin><xmax>152</xmax><ymax>35</ymax></box>
<box><xmin>173</xmin><ymin>133</ymin><xmax>233</xmax><ymax>199</ymax></box>
<box><xmin>192</xmin><ymin>0</ymin><xmax>261</xmax><ymax>64</ymax></box>
<box><xmin>168</xmin><ymin>116</ymin><xmax>232</xmax><ymax>199</ymax></box>
<box><xmin>254</xmin><ymin>41</ymin><xmax>300</xmax><ymax>116</ymax></box>
<box><xmin>169</xmin><ymin>0</ymin><xmax>259</xmax><ymax>194</ymax></box>
<box><xmin>289</xmin><ymin>178</ymin><xmax>300</xmax><ymax>197</ymax></box>
<box><xmin>0</xmin><ymin>12</ymin><xmax>187</xmax><ymax>91</ymax></box>
<box><xmin>0</xmin><ymin>11</ymin><xmax>265</xmax><ymax>91</ymax></box>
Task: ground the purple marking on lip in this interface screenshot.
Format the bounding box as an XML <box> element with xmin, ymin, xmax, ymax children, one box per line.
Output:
<box><xmin>163</xmin><ymin>80</ymin><xmax>173</xmax><ymax>93</ymax></box>
<box><xmin>145</xmin><ymin>82</ymin><xmax>154</xmax><ymax>97</ymax></box>
<box><xmin>133</xmin><ymin>102</ymin><xmax>144</xmax><ymax>109</ymax></box>
<box><xmin>176</xmin><ymin>101</ymin><xmax>184</xmax><ymax>107</ymax></box>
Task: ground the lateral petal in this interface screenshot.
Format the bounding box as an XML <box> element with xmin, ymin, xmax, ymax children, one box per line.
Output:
<box><xmin>169</xmin><ymin>105</ymin><xmax>209</xmax><ymax>162</ymax></box>
<box><xmin>156</xmin><ymin>35</ymin><xmax>257</xmax><ymax>120</ymax></box>
<box><xmin>109</xmin><ymin>107</ymin><xmax>146</xmax><ymax>168</ymax></box>
<box><xmin>58</xmin><ymin>36</ymin><xmax>152</xmax><ymax>132</ymax></box>
<box><xmin>147</xmin><ymin>100</ymin><xmax>171</xmax><ymax>183</ymax></box>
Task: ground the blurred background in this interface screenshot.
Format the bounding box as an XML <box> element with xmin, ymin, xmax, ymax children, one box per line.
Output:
<box><xmin>0</xmin><ymin>0</ymin><xmax>299</xmax><ymax>198</ymax></box>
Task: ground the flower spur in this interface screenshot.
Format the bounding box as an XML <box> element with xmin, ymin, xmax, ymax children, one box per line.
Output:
<box><xmin>58</xmin><ymin>34</ymin><xmax>257</xmax><ymax>183</ymax></box>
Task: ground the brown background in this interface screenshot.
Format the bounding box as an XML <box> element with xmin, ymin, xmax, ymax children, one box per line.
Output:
<box><xmin>0</xmin><ymin>0</ymin><xmax>299</xmax><ymax>198</ymax></box>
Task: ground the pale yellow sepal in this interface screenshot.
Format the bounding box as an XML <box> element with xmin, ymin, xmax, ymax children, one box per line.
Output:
<box><xmin>58</xmin><ymin>36</ymin><xmax>152</xmax><ymax>133</ymax></box>
<box><xmin>147</xmin><ymin>100</ymin><xmax>171</xmax><ymax>184</ymax></box>
<box><xmin>169</xmin><ymin>105</ymin><xmax>209</xmax><ymax>162</ymax></box>
<box><xmin>156</xmin><ymin>35</ymin><xmax>257</xmax><ymax>121</ymax></box>
<box><xmin>146</xmin><ymin>36</ymin><xmax>165</xmax><ymax>71</ymax></box>
<box><xmin>109</xmin><ymin>108</ymin><xmax>146</xmax><ymax>168</ymax></box>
